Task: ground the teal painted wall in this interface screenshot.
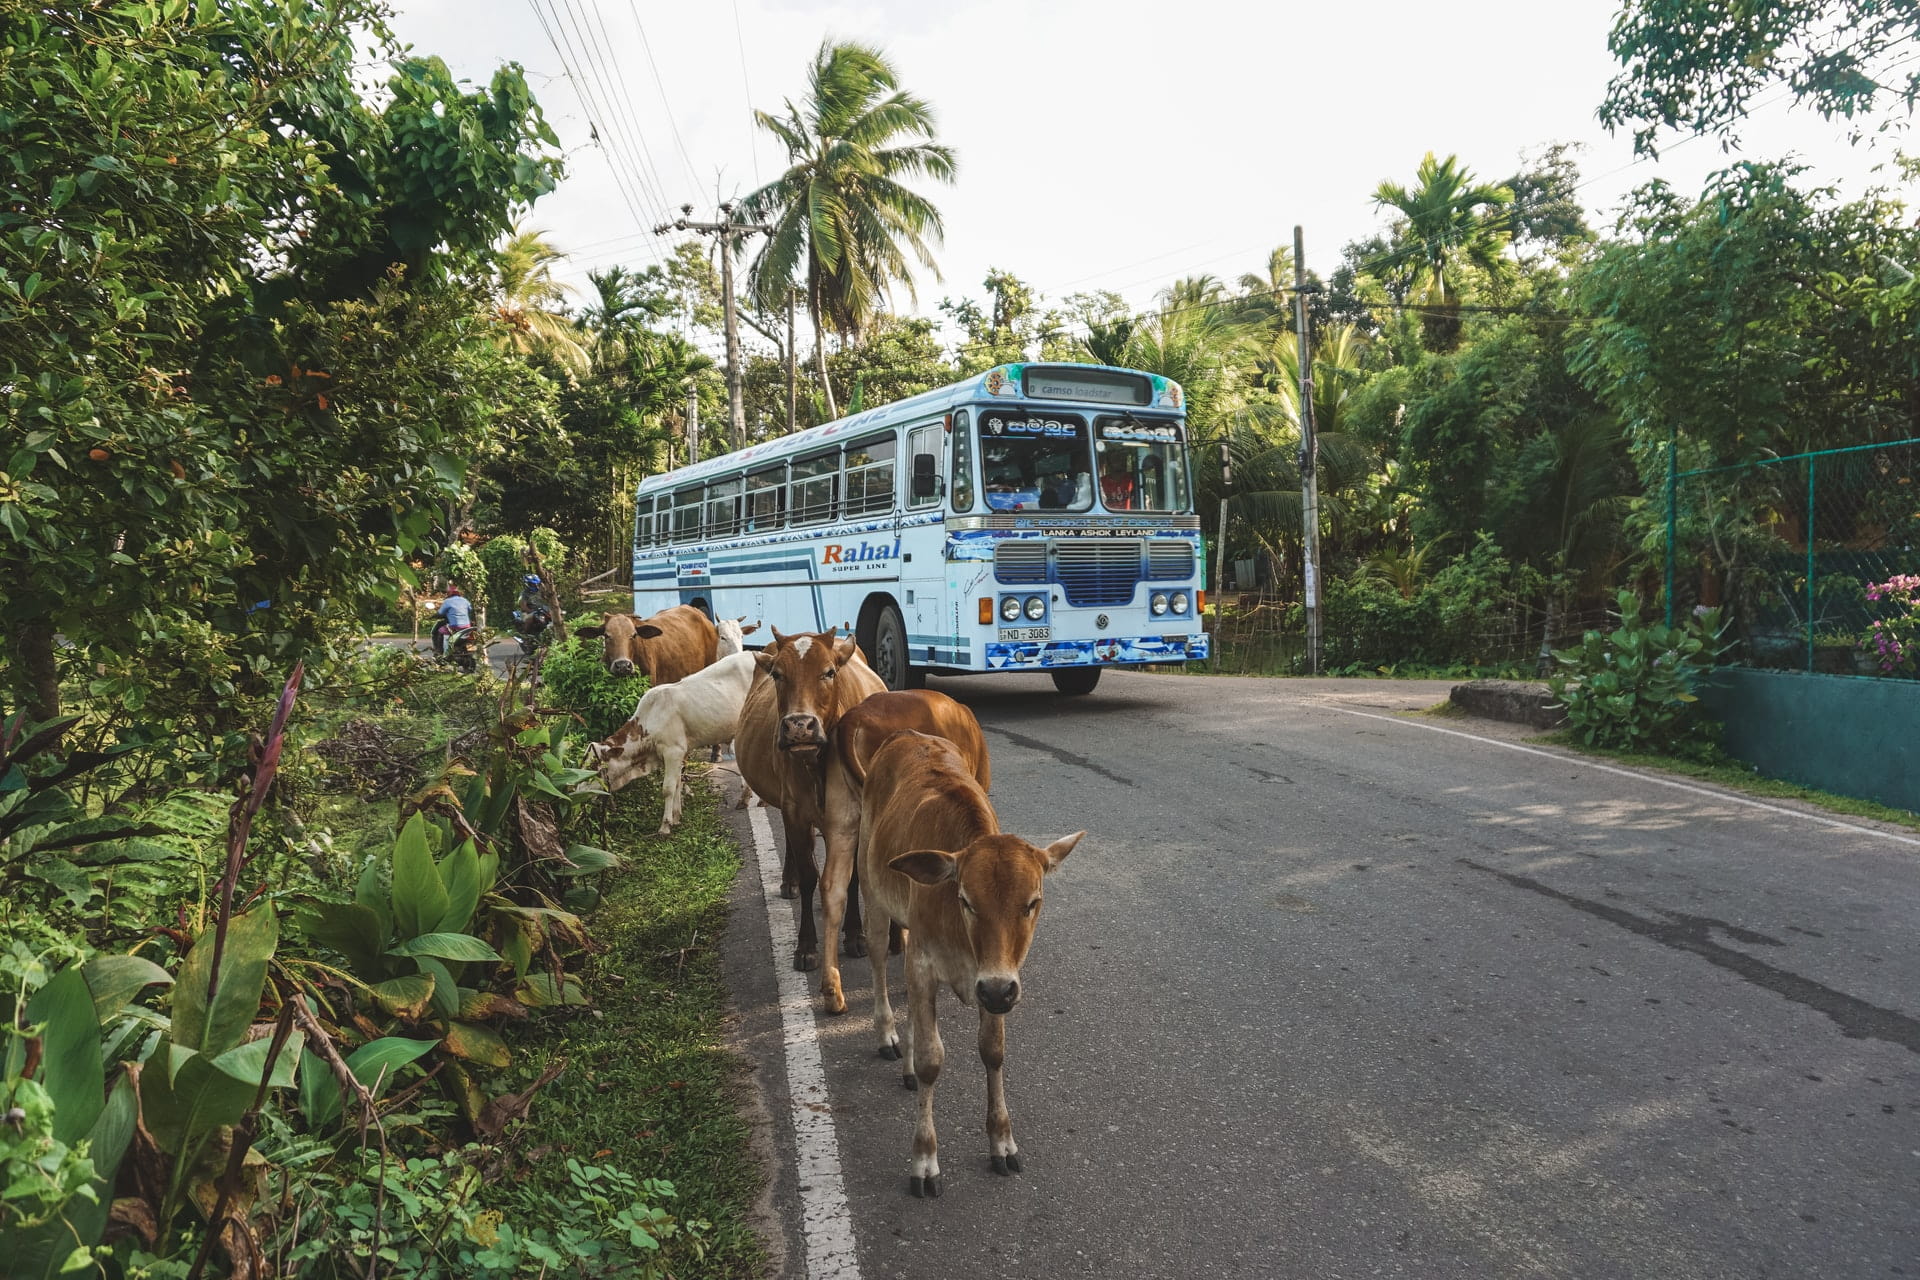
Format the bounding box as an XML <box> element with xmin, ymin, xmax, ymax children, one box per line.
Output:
<box><xmin>1697</xmin><ymin>669</ymin><xmax>1920</xmax><ymax>814</ymax></box>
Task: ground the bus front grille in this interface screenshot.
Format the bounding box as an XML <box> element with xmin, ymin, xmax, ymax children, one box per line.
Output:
<box><xmin>1054</xmin><ymin>540</ymin><xmax>1142</xmax><ymax>607</ymax></box>
<box><xmin>993</xmin><ymin>540</ymin><xmax>1048</xmax><ymax>584</ymax></box>
<box><xmin>1146</xmin><ymin>540</ymin><xmax>1194</xmax><ymax>580</ymax></box>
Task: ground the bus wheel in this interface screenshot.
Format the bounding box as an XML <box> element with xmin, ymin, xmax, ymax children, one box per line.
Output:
<box><xmin>1051</xmin><ymin>667</ymin><xmax>1101</xmax><ymax>696</ymax></box>
<box><xmin>869</xmin><ymin>604</ymin><xmax>921</xmax><ymax>691</ymax></box>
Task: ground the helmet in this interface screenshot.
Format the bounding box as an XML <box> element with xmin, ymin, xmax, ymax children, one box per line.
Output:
<box><xmin>523</xmin><ymin>575</ymin><xmax>542</xmax><ymax>586</ymax></box>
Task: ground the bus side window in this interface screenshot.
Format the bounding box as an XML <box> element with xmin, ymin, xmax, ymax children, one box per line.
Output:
<box><xmin>634</xmin><ymin>497</ymin><xmax>652</xmax><ymax>549</ymax></box>
<box><xmin>705</xmin><ymin>477</ymin><xmax>742</xmax><ymax>539</ymax></box>
<box><xmin>949</xmin><ymin>411</ymin><xmax>975</xmax><ymax>513</ymax></box>
<box><xmin>845</xmin><ymin>435</ymin><xmax>896</xmax><ymax>516</ymax></box>
<box><xmin>791</xmin><ymin>450</ymin><xmax>839</xmax><ymax>525</ymax></box>
<box><xmin>671</xmin><ymin>487</ymin><xmax>701</xmax><ymax>542</ymax></box>
<box><xmin>907</xmin><ymin>424</ymin><xmax>943</xmax><ymax>508</ymax></box>
<box><xmin>746</xmin><ymin>465</ymin><xmax>785</xmax><ymax>532</ymax></box>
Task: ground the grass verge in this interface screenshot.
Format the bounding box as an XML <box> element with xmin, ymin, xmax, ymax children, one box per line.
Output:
<box><xmin>513</xmin><ymin>771</ymin><xmax>764</xmax><ymax>1278</ymax></box>
<box><xmin>1530</xmin><ymin>731</ymin><xmax>1920</xmax><ymax>833</ymax></box>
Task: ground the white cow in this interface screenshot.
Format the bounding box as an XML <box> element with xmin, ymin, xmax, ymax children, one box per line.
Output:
<box><xmin>714</xmin><ymin>616</ymin><xmax>761</xmax><ymax>660</ymax></box>
<box><xmin>586</xmin><ymin>651</ymin><xmax>758</xmax><ymax>834</ymax></box>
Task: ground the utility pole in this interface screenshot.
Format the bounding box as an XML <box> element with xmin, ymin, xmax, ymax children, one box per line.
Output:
<box><xmin>655</xmin><ymin>202</ymin><xmax>771</xmax><ymax>451</ymax></box>
<box><xmin>685</xmin><ymin>383</ymin><xmax>700</xmax><ymax>462</ymax></box>
<box><xmin>1292</xmin><ymin>225</ymin><xmax>1323</xmax><ymax>676</ymax></box>
<box><xmin>786</xmin><ymin>288</ymin><xmax>798</xmax><ymax>435</ymax></box>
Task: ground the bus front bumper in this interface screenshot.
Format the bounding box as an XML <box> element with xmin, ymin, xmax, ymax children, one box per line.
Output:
<box><xmin>983</xmin><ymin>633</ymin><xmax>1209</xmax><ymax>670</ymax></box>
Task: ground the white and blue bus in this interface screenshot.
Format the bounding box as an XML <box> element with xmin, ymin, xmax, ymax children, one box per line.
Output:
<box><xmin>630</xmin><ymin>362</ymin><xmax>1210</xmax><ymax>694</ymax></box>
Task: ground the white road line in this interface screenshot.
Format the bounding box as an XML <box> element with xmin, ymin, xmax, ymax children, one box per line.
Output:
<box><xmin>747</xmin><ymin>802</ymin><xmax>863</xmax><ymax>1280</ymax></box>
<box><xmin>1331</xmin><ymin>707</ymin><xmax>1920</xmax><ymax>850</ymax></box>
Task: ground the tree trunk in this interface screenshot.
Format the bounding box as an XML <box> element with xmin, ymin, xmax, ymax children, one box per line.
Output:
<box><xmin>15</xmin><ymin>620</ymin><xmax>60</xmax><ymax>723</ymax></box>
<box><xmin>810</xmin><ymin>278</ymin><xmax>837</xmax><ymax>420</ymax></box>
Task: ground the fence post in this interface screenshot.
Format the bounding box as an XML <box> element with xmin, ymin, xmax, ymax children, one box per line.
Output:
<box><xmin>1805</xmin><ymin>456</ymin><xmax>1817</xmax><ymax>673</ymax></box>
<box><xmin>1664</xmin><ymin>423</ymin><xmax>1677</xmax><ymax>627</ymax></box>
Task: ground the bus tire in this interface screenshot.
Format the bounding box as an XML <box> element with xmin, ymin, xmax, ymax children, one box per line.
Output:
<box><xmin>1051</xmin><ymin>667</ymin><xmax>1101</xmax><ymax>696</ymax></box>
<box><xmin>866</xmin><ymin>603</ymin><xmax>920</xmax><ymax>691</ymax></box>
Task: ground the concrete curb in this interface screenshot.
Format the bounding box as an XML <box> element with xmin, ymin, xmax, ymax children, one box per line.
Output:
<box><xmin>1449</xmin><ymin>679</ymin><xmax>1567</xmax><ymax>730</ymax></box>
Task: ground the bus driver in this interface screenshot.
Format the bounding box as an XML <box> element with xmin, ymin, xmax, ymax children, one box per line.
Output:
<box><xmin>1099</xmin><ymin>449</ymin><xmax>1136</xmax><ymax>509</ymax></box>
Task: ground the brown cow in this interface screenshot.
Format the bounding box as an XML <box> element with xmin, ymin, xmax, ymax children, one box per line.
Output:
<box><xmin>856</xmin><ymin>730</ymin><xmax>1082</xmax><ymax>1198</ymax></box>
<box><xmin>821</xmin><ymin>690</ymin><xmax>991</xmax><ymax>1013</ymax></box>
<box><xmin>735</xmin><ymin>628</ymin><xmax>885</xmax><ymax>975</ymax></box>
<box><xmin>575</xmin><ymin>605</ymin><xmax>716</xmax><ymax>685</ymax></box>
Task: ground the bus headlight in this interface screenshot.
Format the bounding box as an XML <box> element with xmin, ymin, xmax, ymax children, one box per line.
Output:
<box><xmin>1000</xmin><ymin>595</ymin><xmax>1023</xmax><ymax>622</ymax></box>
<box><xmin>1150</xmin><ymin>592</ymin><xmax>1169</xmax><ymax>616</ymax></box>
<box><xmin>1024</xmin><ymin>595</ymin><xmax>1047</xmax><ymax>621</ymax></box>
<box><xmin>1171</xmin><ymin>592</ymin><xmax>1190</xmax><ymax>615</ymax></box>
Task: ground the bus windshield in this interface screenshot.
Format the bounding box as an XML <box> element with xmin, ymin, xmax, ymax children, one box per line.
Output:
<box><xmin>977</xmin><ymin>409</ymin><xmax>1094</xmax><ymax>512</ymax></box>
<box><xmin>1094</xmin><ymin>416</ymin><xmax>1190</xmax><ymax>512</ymax></box>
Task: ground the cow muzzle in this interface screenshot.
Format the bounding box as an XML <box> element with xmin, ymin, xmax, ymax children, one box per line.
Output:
<box><xmin>777</xmin><ymin>714</ymin><xmax>825</xmax><ymax>754</ymax></box>
<box><xmin>610</xmin><ymin>658</ymin><xmax>635</xmax><ymax>677</ymax></box>
<box><xmin>975</xmin><ymin>976</ymin><xmax>1020</xmax><ymax>1015</ymax></box>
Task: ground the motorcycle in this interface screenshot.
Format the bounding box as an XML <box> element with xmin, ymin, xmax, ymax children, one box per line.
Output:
<box><xmin>512</xmin><ymin>605</ymin><xmax>554</xmax><ymax>659</ymax></box>
<box><xmin>439</xmin><ymin>623</ymin><xmax>481</xmax><ymax>674</ymax></box>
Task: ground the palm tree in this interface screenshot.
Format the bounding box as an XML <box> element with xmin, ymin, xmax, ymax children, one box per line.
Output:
<box><xmin>493</xmin><ymin>226</ymin><xmax>588</xmax><ymax>376</ymax></box>
<box><xmin>1235</xmin><ymin>245</ymin><xmax>1296</xmax><ymax>333</ymax></box>
<box><xmin>740</xmin><ymin>41</ymin><xmax>956</xmax><ymax>418</ymax></box>
<box><xmin>1370</xmin><ymin>153</ymin><xmax>1514</xmax><ymax>349</ymax></box>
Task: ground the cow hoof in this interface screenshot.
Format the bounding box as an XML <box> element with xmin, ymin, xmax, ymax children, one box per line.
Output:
<box><xmin>780</xmin><ymin>883</ymin><xmax>798</xmax><ymax>900</ymax></box>
<box><xmin>902</xmin><ymin>1073</ymin><xmax>917</xmax><ymax>1091</ymax></box>
<box><xmin>793</xmin><ymin>951</ymin><xmax>818</xmax><ymax>972</ymax></box>
<box><xmin>991</xmin><ymin>1152</ymin><xmax>1022</xmax><ymax>1175</ymax></box>
<box><xmin>843</xmin><ymin>935</ymin><xmax>868</xmax><ymax>959</ymax></box>
<box><xmin>656</xmin><ymin>825</ymin><xmax>673</xmax><ymax>837</ymax></box>
<box><xmin>823</xmin><ymin>995</ymin><xmax>847</xmax><ymax>1016</ymax></box>
<box><xmin>909</xmin><ymin>1174</ymin><xmax>940</xmax><ymax>1199</ymax></box>
<box><xmin>878</xmin><ymin>1042</ymin><xmax>902</xmax><ymax>1061</ymax></box>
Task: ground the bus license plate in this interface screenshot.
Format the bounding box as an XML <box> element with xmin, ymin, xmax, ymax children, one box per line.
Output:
<box><xmin>998</xmin><ymin>626</ymin><xmax>1051</xmax><ymax>641</ymax></box>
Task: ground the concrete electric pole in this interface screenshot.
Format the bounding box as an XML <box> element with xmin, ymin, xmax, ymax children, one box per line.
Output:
<box><xmin>655</xmin><ymin>202</ymin><xmax>771</xmax><ymax>451</ymax></box>
<box><xmin>1292</xmin><ymin>225</ymin><xmax>1324</xmax><ymax>676</ymax></box>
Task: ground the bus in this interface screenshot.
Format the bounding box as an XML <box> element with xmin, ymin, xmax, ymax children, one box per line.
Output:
<box><xmin>630</xmin><ymin>362</ymin><xmax>1210</xmax><ymax>694</ymax></box>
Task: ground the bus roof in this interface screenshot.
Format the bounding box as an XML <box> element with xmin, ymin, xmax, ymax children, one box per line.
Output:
<box><xmin>638</xmin><ymin>362</ymin><xmax>1186</xmax><ymax>496</ymax></box>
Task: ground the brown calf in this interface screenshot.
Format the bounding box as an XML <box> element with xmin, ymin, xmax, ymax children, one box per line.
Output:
<box><xmin>734</xmin><ymin>628</ymin><xmax>885</xmax><ymax>974</ymax></box>
<box><xmin>856</xmin><ymin>730</ymin><xmax>1082</xmax><ymax>1198</ymax></box>
<box><xmin>575</xmin><ymin>604</ymin><xmax>715</xmax><ymax>685</ymax></box>
<box><xmin>820</xmin><ymin>690</ymin><xmax>991</xmax><ymax>1013</ymax></box>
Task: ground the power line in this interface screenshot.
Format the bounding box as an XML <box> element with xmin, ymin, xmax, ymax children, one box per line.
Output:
<box><xmin>549</xmin><ymin>0</ymin><xmax>674</xmax><ymax>233</ymax></box>
<box><xmin>626</xmin><ymin>0</ymin><xmax>702</xmax><ymax>191</ymax></box>
<box><xmin>730</xmin><ymin>0</ymin><xmax>761</xmax><ymax>187</ymax></box>
<box><xmin>578</xmin><ymin>0</ymin><xmax>678</xmax><ymax>224</ymax></box>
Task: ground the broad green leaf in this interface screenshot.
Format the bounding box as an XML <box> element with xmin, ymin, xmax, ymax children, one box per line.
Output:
<box><xmin>346</xmin><ymin>1036</ymin><xmax>437</xmax><ymax>1094</ymax></box>
<box><xmin>388</xmin><ymin>932</ymin><xmax>500</xmax><ymax>963</ymax></box>
<box><xmin>299</xmin><ymin>1049</ymin><xmax>340</xmax><ymax>1131</ymax></box>
<box><xmin>515</xmin><ymin>972</ymin><xmax>588</xmax><ymax>1008</ymax></box>
<box><xmin>556</xmin><ymin>844</ymin><xmax>620</xmax><ymax>875</ymax></box>
<box><xmin>370</xmin><ymin>973</ymin><xmax>435</xmax><ymax>1020</ymax></box>
<box><xmin>391</xmin><ymin>814</ymin><xmax>448</xmax><ymax>942</ymax></box>
<box><xmin>417</xmin><ymin>955</ymin><xmax>462</xmax><ymax>1021</ymax></box>
<box><xmin>81</xmin><ymin>954</ymin><xmax>172</xmax><ymax>1023</ymax></box>
<box><xmin>441</xmin><ymin>1020</ymin><xmax>511</xmax><ymax>1069</ymax></box>
<box><xmin>209</xmin><ymin>1031</ymin><xmax>304</xmax><ymax>1090</ymax></box>
<box><xmin>435</xmin><ymin>839</ymin><xmax>483</xmax><ymax>934</ymax></box>
<box><xmin>301</xmin><ymin>902</ymin><xmax>388</xmax><ymax>975</ymax></box>
<box><xmin>172</xmin><ymin>907</ymin><xmax>278</xmax><ymax>1060</ymax></box>
<box><xmin>25</xmin><ymin>968</ymin><xmax>103</xmax><ymax>1143</ymax></box>
<box><xmin>140</xmin><ymin>1045</ymin><xmax>256</xmax><ymax>1154</ymax></box>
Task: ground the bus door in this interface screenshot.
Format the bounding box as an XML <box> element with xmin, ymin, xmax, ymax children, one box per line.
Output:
<box><xmin>902</xmin><ymin>421</ymin><xmax>948</xmax><ymax>663</ymax></box>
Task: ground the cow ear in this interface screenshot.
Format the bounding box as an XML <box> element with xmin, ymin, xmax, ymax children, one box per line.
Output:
<box><xmin>831</xmin><ymin>632</ymin><xmax>860</xmax><ymax>664</ymax></box>
<box><xmin>889</xmin><ymin>849</ymin><xmax>958</xmax><ymax>885</ymax></box>
<box><xmin>636</xmin><ymin>624</ymin><xmax>665</xmax><ymax>639</ymax></box>
<box><xmin>576</xmin><ymin>625</ymin><xmax>605</xmax><ymax>639</ymax></box>
<box><xmin>741</xmin><ymin>622</ymin><xmax>761</xmax><ymax>635</ymax></box>
<box><xmin>753</xmin><ymin>649</ymin><xmax>777</xmax><ymax>674</ymax></box>
<box><xmin>1039</xmin><ymin>831</ymin><xmax>1085</xmax><ymax>872</ymax></box>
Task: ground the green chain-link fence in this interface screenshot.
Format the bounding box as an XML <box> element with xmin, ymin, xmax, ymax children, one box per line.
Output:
<box><xmin>1666</xmin><ymin>438</ymin><xmax>1920</xmax><ymax>678</ymax></box>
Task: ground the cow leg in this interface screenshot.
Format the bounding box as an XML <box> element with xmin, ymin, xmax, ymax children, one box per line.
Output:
<box><xmin>785</xmin><ymin>817</ymin><xmax>820</xmax><ymax>971</ymax></box>
<box><xmin>842</xmin><ymin>866</ymin><xmax>867</xmax><ymax>960</ymax></box>
<box><xmin>981</xmin><ymin>1012</ymin><xmax>1020</xmax><ymax>1175</ymax></box>
<box><xmin>656</xmin><ymin>744</ymin><xmax>687</xmax><ymax>836</ymax></box>
<box><xmin>817</xmin><ymin>807</ymin><xmax>859</xmax><ymax>1013</ymax></box>
<box><xmin>906</xmin><ymin>950</ymin><xmax>944</xmax><ymax>1198</ymax></box>
<box><xmin>865</xmin><ymin>905</ymin><xmax>899</xmax><ymax>1060</ymax></box>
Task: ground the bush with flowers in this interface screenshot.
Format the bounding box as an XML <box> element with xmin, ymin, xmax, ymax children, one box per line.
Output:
<box><xmin>1860</xmin><ymin>574</ymin><xmax>1920</xmax><ymax>675</ymax></box>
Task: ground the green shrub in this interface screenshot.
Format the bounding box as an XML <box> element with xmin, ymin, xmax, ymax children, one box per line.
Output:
<box><xmin>1548</xmin><ymin>589</ymin><xmax>1725</xmax><ymax>756</ymax></box>
<box><xmin>475</xmin><ymin>529</ymin><xmax>569</xmax><ymax>626</ymax></box>
<box><xmin>541</xmin><ymin>636</ymin><xmax>644</xmax><ymax>740</ymax></box>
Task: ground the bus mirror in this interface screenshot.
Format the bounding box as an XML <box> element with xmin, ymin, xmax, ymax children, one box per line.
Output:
<box><xmin>912</xmin><ymin>452</ymin><xmax>939</xmax><ymax>498</ymax></box>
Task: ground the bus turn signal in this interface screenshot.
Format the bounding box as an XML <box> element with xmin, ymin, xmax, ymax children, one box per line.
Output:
<box><xmin>978</xmin><ymin>597</ymin><xmax>993</xmax><ymax>625</ymax></box>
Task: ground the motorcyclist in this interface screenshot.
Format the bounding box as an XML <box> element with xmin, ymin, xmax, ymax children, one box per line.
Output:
<box><xmin>514</xmin><ymin>575</ymin><xmax>549</xmax><ymax>635</ymax></box>
<box><xmin>432</xmin><ymin>585</ymin><xmax>474</xmax><ymax>657</ymax></box>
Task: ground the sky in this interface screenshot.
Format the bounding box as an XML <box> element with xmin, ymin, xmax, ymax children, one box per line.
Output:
<box><xmin>385</xmin><ymin>0</ymin><xmax>1911</xmax><ymax>344</ymax></box>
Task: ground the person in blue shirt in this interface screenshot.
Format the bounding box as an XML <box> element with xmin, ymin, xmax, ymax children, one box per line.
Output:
<box><xmin>433</xmin><ymin>586</ymin><xmax>474</xmax><ymax>656</ymax></box>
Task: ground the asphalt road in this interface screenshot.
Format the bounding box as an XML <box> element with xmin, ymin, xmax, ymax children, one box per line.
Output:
<box><xmin>719</xmin><ymin>672</ymin><xmax>1920</xmax><ymax>1280</ymax></box>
